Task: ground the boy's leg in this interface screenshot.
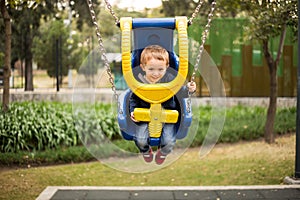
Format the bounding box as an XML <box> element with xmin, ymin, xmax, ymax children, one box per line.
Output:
<box><xmin>134</xmin><ymin>123</ymin><xmax>150</xmax><ymax>153</ymax></box>
<box><xmin>160</xmin><ymin>124</ymin><xmax>176</xmax><ymax>155</ymax></box>
<box><xmin>155</xmin><ymin>124</ymin><xmax>176</xmax><ymax>165</ymax></box>
<box><xmin>134</xmin><ymin>123</ymin><xmax>153</xmax><ymax>162</ymax></box>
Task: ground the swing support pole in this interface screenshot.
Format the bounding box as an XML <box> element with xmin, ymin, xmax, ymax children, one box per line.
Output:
<box><xmin>295</xmin><ymin>0</ymin><xmax>300</xmax><ymax>179</ymax></box>
<box><xmin>284</xmin><ymin>0</ymin><xmax>300</xmax><ymax>184</ymax></box>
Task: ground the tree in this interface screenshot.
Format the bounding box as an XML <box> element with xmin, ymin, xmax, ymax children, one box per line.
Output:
<box><xmin>31</xmin><ymin>0</ymin><xmax>102</xmax><ymax>82</ymax></box>
<box><xmin>0</xmin><ymin>0</ymin><xmax>11</xmax><ymax>112</ymax></box>
<box><xmin>7</xmin><ymin>0</ymin><xmax>102</xmax><ymax>91</ymax></box>
<box><xmin>8</xmin><ymin>0</ymin><xmax>60</xmax><ymax>91</ymax></box>
<box><xmin>33</xmin><ymin>20</ymin><xmax>71</xmax><ymax>78</ymax></box>
<box><xmin>215</xmin><ymin>0</ymin><xmax>243</xmax><ymax>18</ymax></box>
<box><xmin>242</xmin><ymin>0</ymin><xmax>297</xmax><ymax>143</ymax></box>
<box><xmin>161</xmin><ymin>0</ymin><xmax>198</xmax><ymax>17</ymax></box>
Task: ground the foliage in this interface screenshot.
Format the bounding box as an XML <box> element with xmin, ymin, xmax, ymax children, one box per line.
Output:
<box><xmin>0</xmin><ymin>102</ymin><xmax>119</xmax><ymax>153</ymax></box>
<box><xmin>215</xmin><ymin>0</ymin><xmax>244</xmax><ymax>18</ymax></box>
<box><xmin>0</xmin><ymin>145</ymin><xmax>95</xmax><ymax>166</ymax></box>
<box><xmin>32</xmin><ymin>19</ymin><xmax>86</xmax><ymax>77</ymax></box>
<box><xmin>274</xmin><ymin>107</ymin><xmax>296</xmax><ymax>134</ymax></box>
<box><xmin>0</xmin><ymin>102</ymin><xmax>296</xmax><ymax>156</ymax></box>
<box><xmin>242</xmin><ymin>0</ymin><xmax>297</xmax><ymax>42</ymax></box>
<box><xmin>161</xmin><ymin>0</ymin><xmax>199</xmax><ymax>17</ymax></box>
<box><xmin>33</xmin><ymin>20</ymin><xmax>66</xmax><ymax>77</ymax></box>
<box><xmin>73</xmin><ymin>103</ymin><xmax>121</xmax><ymax>146</ymax></box>
<box><xmin>7</xmin><ymin>0</ymin><xmax>61</xmax><ymax>90</ymax></box>
<box><xmin>161</xmin><ymin>0</ymin><xmax>224</xmax><ymax>18</ymax></box>
<box><xmin>0</xmin><ymin>0</ymin><xmax>102</xmax><ymax>91</ymax></box>
<box><xmin>191</xmin><ymin>105</ymin><xmax>296</xmax><ymax>146</ymax></box>
<box><xmin>0</xmin><ymin>102</ymin><xmax>75</xmax><ymax>152</ymax></box>
<box><xmin>69</xmin><ymin>0</ymin><xmax>101</xmax><ymax>31</ymax></box>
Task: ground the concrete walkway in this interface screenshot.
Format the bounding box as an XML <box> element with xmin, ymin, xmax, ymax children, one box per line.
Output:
<box><xmin>2</xmin><ymin>88</ymin><xmax>296</xmax><ymax>108</ymax></box>
<box><xmin>37</xmin><ymin>185</ymin><xmax>300</xmax><ymax>200</ymax></box>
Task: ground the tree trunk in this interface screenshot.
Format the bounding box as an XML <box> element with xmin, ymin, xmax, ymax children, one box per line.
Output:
<box><xmin>265</xmin><ymin>62</ymin><xmax>277</xmax><ymax>143</ymax></box>
<box><xmin>24</xmin><ymin>24</ymin><xmax>34</xmax><ymax>91</ymax></box>
<box><xmin>262</xmin><ymin>40</ymin><xmax>277</xmax><ymax>143</ymax></box>
<box><xmin>0</xmin><ymin>0</ymin><xmax>11</xmax><ymax>112</ymax></box>
<box><xmin>262</xmin><ymin>25</ymin><xmax>286</xmax><ymax>144</ymax></box>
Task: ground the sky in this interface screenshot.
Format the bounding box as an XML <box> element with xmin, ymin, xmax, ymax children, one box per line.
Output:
<box><xmin>109</xmin><ymin>0</ymin><xmax>162</xmax><ymax>11</ymax></box>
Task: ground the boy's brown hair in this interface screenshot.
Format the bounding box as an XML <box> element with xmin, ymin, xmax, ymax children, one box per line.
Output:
<box><xmin>140</xmin><ymin>45</ymin><xmax>169</xmax><ymax>66</ymax></box>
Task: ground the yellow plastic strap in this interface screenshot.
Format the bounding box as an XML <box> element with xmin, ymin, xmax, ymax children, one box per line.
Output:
<box><xmin>120</xmin><ymin>17</ymin><xmax>132</xmax><ymax>77</ymax></box>
<box><xmin>134</xmin><ymin>104</ymin><xmax>179</xmax><ymax>138</ymax></box>
<box><xmin>176</xmin><ymin>16</ymin><xmax>189</xmax><ymax>80</ymax></box>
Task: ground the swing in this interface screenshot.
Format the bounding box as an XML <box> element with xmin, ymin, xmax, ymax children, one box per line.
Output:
<box><xmin>86</xmin><ymin>0</ymin><xmax>216</xmax><ymax>146</ymax></box>
<box><xmin>118</xmin><ymin>16</ymin><xmax>191</xmax><ymax>146</ymax></box>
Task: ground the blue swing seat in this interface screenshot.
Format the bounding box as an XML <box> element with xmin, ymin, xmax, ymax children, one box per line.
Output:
<box><xmin>118</xmin><ymin>89</ymin><xmax>192</xmax><ymax>146</ymax></box>
<box><xmin>117</xmin><ymin>18</ymin><xmax>192</xmax><ymax>146</ymax></box>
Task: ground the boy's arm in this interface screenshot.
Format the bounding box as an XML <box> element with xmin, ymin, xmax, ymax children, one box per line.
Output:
<box><xmin>177</xmin><ymin>81</ymin><xmax>196</xmax><ymax>99</ymax></box>
<box><xmin>129</xmin><ymin>92</ymin><xmax>140</xmax><ymax>122</ymax></box>
<box><xmin>187</xmin><ymin>81</ymin><xmax>196</xmax><ymax>93</ymax></box>
<box><xmin>129</xmin><ymin>92</ymin><xmax>139</xmax><ymax>113</ymax></box>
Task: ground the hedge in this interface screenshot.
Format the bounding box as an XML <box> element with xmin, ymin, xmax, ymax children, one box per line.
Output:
<box><xmin>0</xmin><ymin>102</ymin><xmax>296</xmax><ymax>153</ymax></box>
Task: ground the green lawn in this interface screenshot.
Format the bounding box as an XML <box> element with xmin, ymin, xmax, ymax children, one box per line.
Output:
<box><xmin>0</xmin><ymin>134</ymin><xmax>295</xmax><ymax>200</ymax></box>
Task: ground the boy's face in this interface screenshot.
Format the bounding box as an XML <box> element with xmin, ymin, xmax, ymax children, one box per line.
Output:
<box><xmin>141</xmin><ymin>58</ymin><xmax>168</xmax><ymax>83</ymax></box>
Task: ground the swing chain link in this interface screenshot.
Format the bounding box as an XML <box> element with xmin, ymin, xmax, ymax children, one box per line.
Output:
<box><xmin>188</xmin><ymin>0</ymin><xmax>205</xmax><ymax>25</ymax></box>
<box><xmin>187</xmin><ymin>0</ymin><xmax>217</xmax><ymax>113</ymax></box>
<box><xmin>86</xmin><ymin>0</ymin><xmax>121</xmax><ymax>113</ymax></box>
<box><xmin>103</xmin><ymin>0</ymin><xmax>119</xmax><ymax>25</ymax></box>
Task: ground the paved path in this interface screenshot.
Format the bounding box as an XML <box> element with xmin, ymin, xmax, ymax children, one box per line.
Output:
<box><xmin>37</xmin><ymin>185</ymin><xmax>300</xmax><ymax>200</ymax></box>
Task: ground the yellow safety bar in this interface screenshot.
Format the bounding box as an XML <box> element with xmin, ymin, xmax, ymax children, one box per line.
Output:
<box><xmin>120</xmin><ymin>16</ymin><xmax>188</xmax><ymax>104</ymax></box>
<box><xmin>134</xmin><ymin>105</ymin><xmax>179</xmax><ymax>138</ymax></box>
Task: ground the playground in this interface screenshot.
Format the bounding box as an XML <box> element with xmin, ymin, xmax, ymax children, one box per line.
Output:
<box><xmin>1</xmin><ymin>0</ymin><xmax>299</xmax><ymax>199</ymax></box>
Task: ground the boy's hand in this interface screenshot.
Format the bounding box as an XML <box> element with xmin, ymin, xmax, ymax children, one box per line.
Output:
<box><xmin>187</xmin><ymin>81</ymin><xmax>196</xmax><ymax>93</ymax></box>
<box><xmin>130</xmin><ymin>112</ymin><xmax>139</xmax><ymax>122</ymax></box>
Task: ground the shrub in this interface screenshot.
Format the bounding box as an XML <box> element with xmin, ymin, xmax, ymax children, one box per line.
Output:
<box><xmin>0</xmin><ymin>102</ymin><xmax>119</xmax><ymax>153</ymax></box>
<box><xmin>191</xmin><ymin>105</ymin><xmax>295</xmax><ymax>146</ymax></box>
<box><xmin>0</xmin><ymin>102</ymin><xmax>296</xmax><ymax>155</ymax></box>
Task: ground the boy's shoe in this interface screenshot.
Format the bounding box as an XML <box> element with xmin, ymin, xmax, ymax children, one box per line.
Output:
<box><xmin>155</xmin><ymin>150</ymin><xmax>167</xmax><ymax>165</ymax></box>
<box><xmin>142</xmin><ymin>148</ymin><xmax>153</xmax><ymax>163</ymax></box>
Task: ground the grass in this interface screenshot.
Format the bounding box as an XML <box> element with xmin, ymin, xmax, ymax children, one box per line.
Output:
<box><xmin>0</xmin><ymin>134</ymin><xmax>296</xmax><ymax>200</ymax></box>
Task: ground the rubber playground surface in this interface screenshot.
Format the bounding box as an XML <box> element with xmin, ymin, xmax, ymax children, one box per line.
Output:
<box><xmin>37</xmin><ymin>185</ymin><xmax>300</xmax><ymax>200</ymax></box>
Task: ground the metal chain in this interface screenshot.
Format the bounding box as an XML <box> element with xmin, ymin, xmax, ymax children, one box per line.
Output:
<box><xmin>103</xmin><ymin>0</ymin><xmax>119</xmax><ymax>25</ymax></box>
<box><xmin>188</xmin><ymin>0</ymin><xmax>205</xmax><ymax>25</ymax></box>
<box><xmin>87</xmin><ymin>0</ymin><xmax>216</xmax><ymax>113</ymax></box>
<box><xmin>187</xmin><ymin>0</ymin><xmax>217</xmax><ymax>113</ymax></box>
<box><xmin>190</xmin><ymin>1</ymin><xmax>216</xmax><ymax>84</ymax></box>
<box><xmin>86</xmin><ymin>0</ymin><xmax>120</xmax><ymax>111</ymax></box>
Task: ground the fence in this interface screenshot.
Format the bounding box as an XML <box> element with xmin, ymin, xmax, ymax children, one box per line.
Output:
<box><xmin>189</xmin><ymin>18</ymin><xmax>297</xmax><ymax>97</ymax></box>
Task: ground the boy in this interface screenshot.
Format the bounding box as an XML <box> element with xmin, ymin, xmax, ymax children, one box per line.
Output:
<box><xmin>129</xmin><ymin>45</ymin><xmax>196</xmax><ymax>165</ymax></box>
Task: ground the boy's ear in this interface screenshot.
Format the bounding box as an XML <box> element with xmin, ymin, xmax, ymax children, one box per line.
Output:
<box><xmin>140</xmin><ymin>64</ymin><xmax>145</xmax><ymax>70</ymax></box>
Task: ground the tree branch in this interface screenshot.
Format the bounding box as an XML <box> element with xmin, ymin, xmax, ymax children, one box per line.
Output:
<box><xmin>275</xmin><ymin>24</ymin><xmax>287</xmax><ymax>66</ymax></box>
<box><xmin>262</xmin><ymin>39</ymin><xmax>275</xmax><ymax>72</ymax></box>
